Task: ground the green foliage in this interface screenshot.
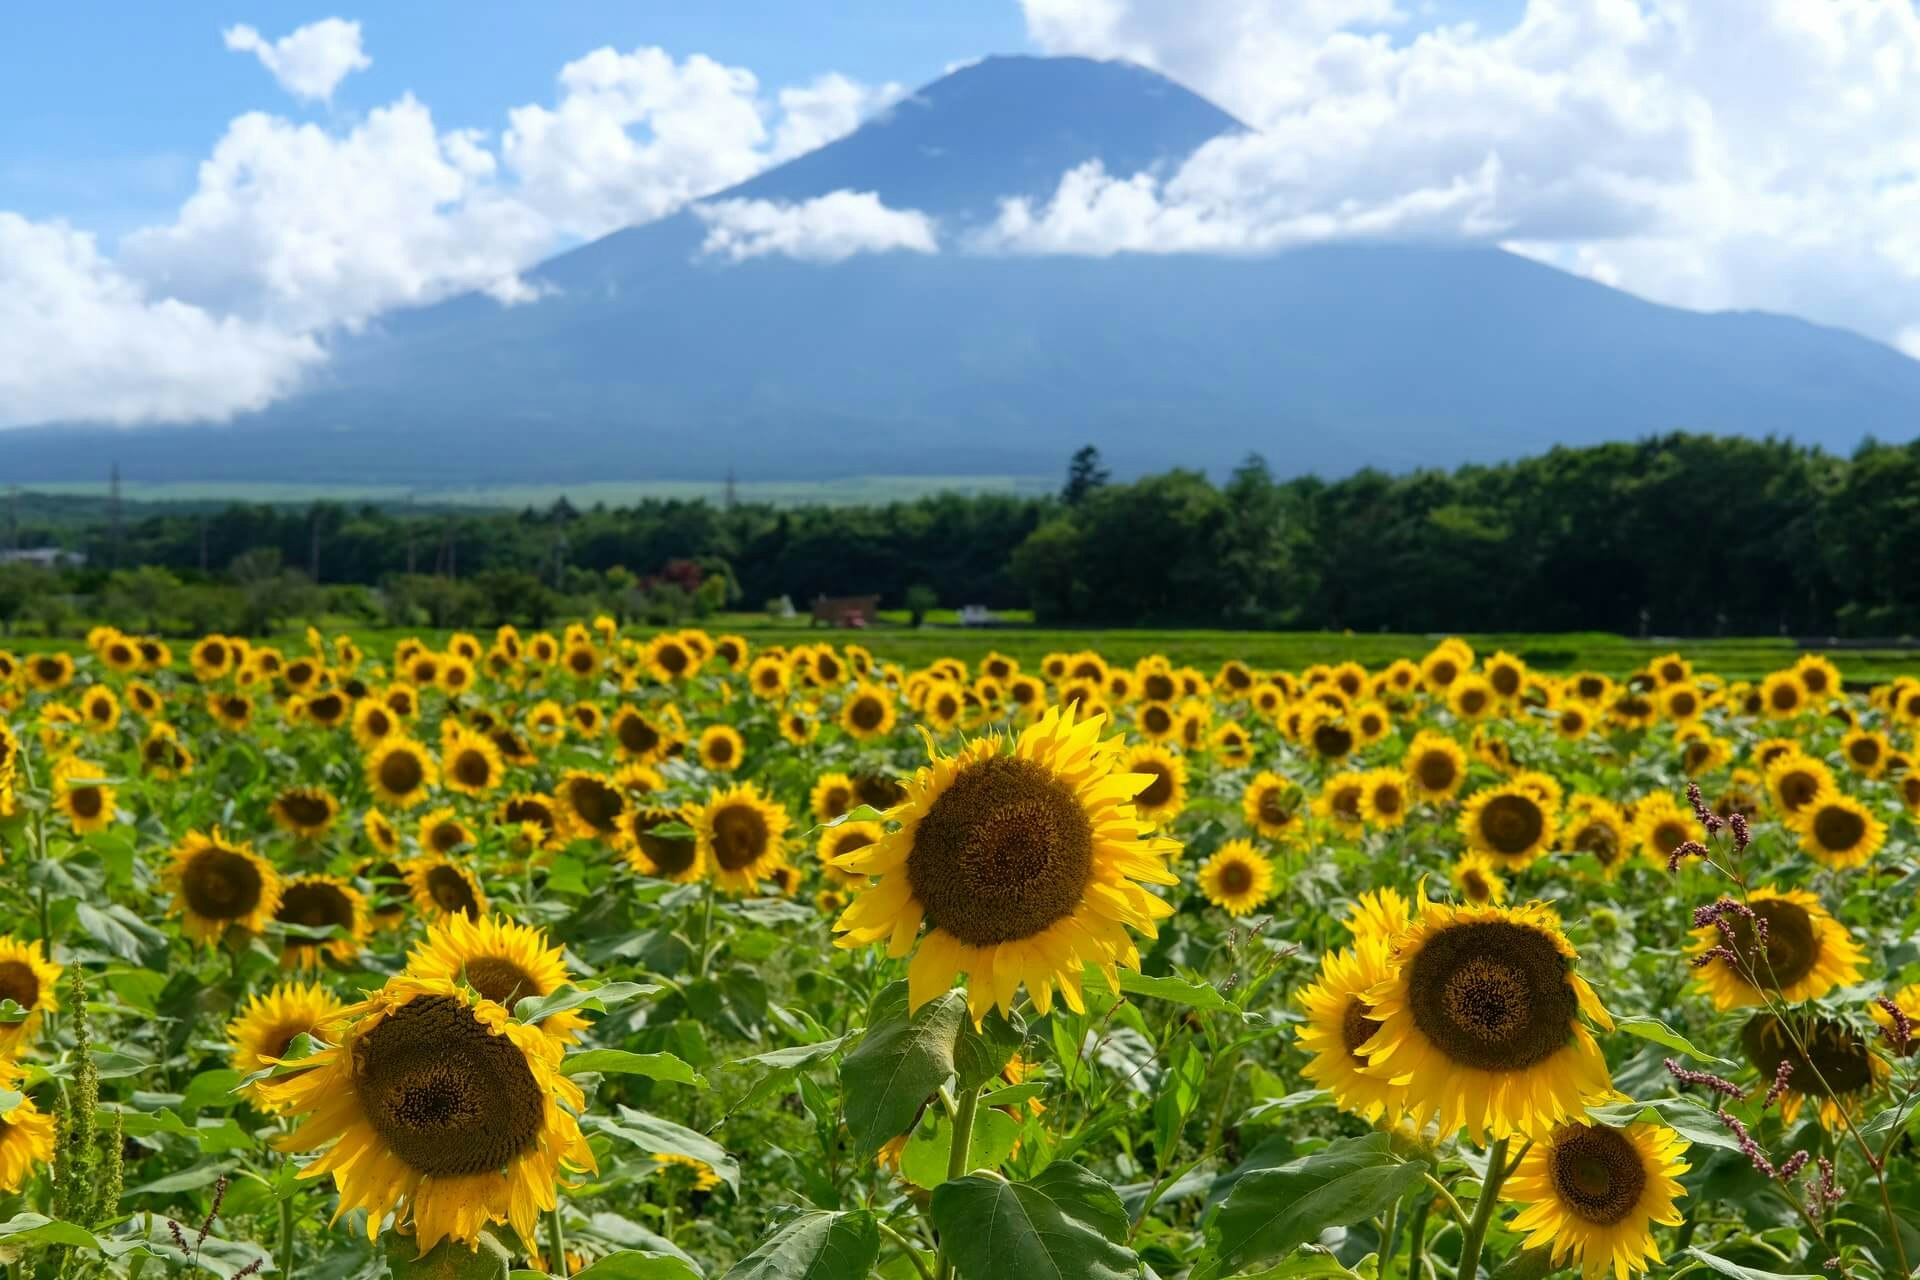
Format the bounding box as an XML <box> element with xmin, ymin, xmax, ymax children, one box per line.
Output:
<box><xmin>929</xmin><ymin>1162</ymin><xmax>1141</xmax><ymax>1280</ymax></box>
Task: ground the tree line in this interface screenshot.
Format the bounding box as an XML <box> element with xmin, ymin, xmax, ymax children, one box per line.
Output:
<box><xmin>4</xmin><ymin>431</ymin><xmax>1919</xmax><ymax>636</ymax></box>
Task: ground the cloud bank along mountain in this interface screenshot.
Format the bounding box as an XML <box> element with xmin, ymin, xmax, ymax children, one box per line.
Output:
<box><xmin>7</xmin><ymin>30</ymin><xmax>1920</xmax><ymax>484</ymax></box>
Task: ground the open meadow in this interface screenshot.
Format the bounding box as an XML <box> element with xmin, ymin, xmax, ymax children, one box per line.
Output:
<box><xmin>1</xmin><ymin>624</ymin><xmax>1917</xmax><ymax>1280</ymax></box>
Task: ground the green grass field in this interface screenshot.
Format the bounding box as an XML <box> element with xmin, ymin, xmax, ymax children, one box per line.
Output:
<box><xmin>11</xmin><ymin>617</ymin><xmax>1919</xmax><ymax>683</ymax></box>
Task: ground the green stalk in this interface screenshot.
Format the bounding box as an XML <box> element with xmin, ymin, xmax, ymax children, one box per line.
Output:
<box><xmin>1404</xmin><ymin>1194</ymin><xmax>1431</xmax><ymax>1280</ymax></box>
<box><xmin>1455</xmin><ymin>1137</ymin><xmax>1509</xmax><ymax>1280</ymax></box>
<box><xmin>277</xmin><ymin>1197</ymin><xmax>295</xmax><ymax>1278</ymax></box>
<box><xmin>933</xmin><ymin>1084</ymin><xmax>983</xmax><ymax>1280</ymax></box>
<box><xmin>546</xmin><ymin>1205</ymin><xmax>568</xmax><ymax>1276</ymax></box>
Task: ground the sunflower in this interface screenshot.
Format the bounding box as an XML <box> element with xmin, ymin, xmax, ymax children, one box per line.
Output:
<box><xmin>817</xmin><ymin>820</ymin><xmax>884</xmax><ymax>888</ymax></box>
<box><xmin>1404</xmin><ymin>732</ymin><xmax>1468</xmax><ymax>802</ymax></box>
<box><xmin>833</xmin><ymin>704</ymin><xmax>1178</xmax><ymax>1019</ymax></box>
<box><xmin>1134</xmin><ymin>700</ymin><xmax>1178</xmax><ymax>743</ymax></box>
<box><xmin>811</xmin><ymin>772</ymin><xmax>857</xmax><ymax>824</ymax></box>
<box><xmin>1871</xmin><ymin>982</ymin><xmax>1920</xmax><ymax>1055</ymax></box>
<box><xmin>25</xmin><ymin>651</ymin><xmax>74</xmax><ymax>692</ymax></box>
<box><xmin>1315</xmin><ymin>772</ymin><xmax>1368</xmax><ymax>837</ymax></box>
<box><xmin>695</xmin><ymin>783</ymin><xmax>791</xmax><ymax>894</ymax></box>
<box><xmin>747</xmin><ymin>655</ymin><xmax>791</xmax><ymax>700</ymax></box>
<box><xmin>569</xmin><ymin>703</ymin><xmax>605</xmax><ymax>737</ymax></box>
<box><xmin>0</xmin><ymin>1059</ymin><xmax>56</xmax><ymax>1192</ymax></box>
<box><xmin>1448</xmin><ymin>674</ymin><xmax>1498</xmax><ymax>720</ymax></box>
<box><xmin>406</xmin><ymin>914</ymin><xmax>586</xmax><ymax>1044</ymax></box>
<box><xmin>1561</xmin><ymin>798</ymin><xmax>1630</xmax><ymax>879</ymax></box>
<box><xmin>418</xmin><ymin>807</ymin><xmax>477</xmax><ymax>858</ymax></box>
<box><xmin>405</xmin><ymin>856</ymin><xmax>488</xmax><ymax>921</ymax></box>
<box><xmin>1740</xmin><ymin>1013</ymin><xmax>1888</xmax><ymax>1129</ymax></box>
<box><xmin>643</xmin><ymin>633</ymin><xmax>696</xmax><ymax>683</ymax></box>
<box><xmin>554</xmin><ymin>771</ymin><xmax>625</xmax><ymax>841</ymax></box>
<box><xmin>496</xmin><ymin>794</ymin><xmax>563</xmax><ymax>851</ymax></box>
<box><xmin>304</xmin><ymin>689</ymin><xmax>353</xmax><ymax>730</ymax></box>
<box><xmin>0</xmin><ymin>935</ymin><xmax>62</xmax><ymax>1054</ymax></box>
<box><xmin>1241</xmin><ymin>771</ymin><xmax>1303</xmax><ymax>840</ymax></box>
<box><xmin>1793</xmin><ymin>653</ymin><xmax>1842</xmax><ymax>700</ymax></box>
<box><xmin>1758</xmin><ymin>670</ymin><xmax>1807</xmax><ymax>719</ymax></box>
<box><xmin>1359</xmin><ymin>768</ymin><xmax>1411</xmax><ymax>829</ymax></box>
<box><xmin>1302</xmin><ymin>711</ymin><xmax>1357</xmax><ymax>762</ymax></box>
<box><xmin>164</xmin><ymin>830</ymin><xmax>283</xmax><ymax>944</ymax></box>
<box><xmin>1689</xmin><ymin>887</ymin><xmax>1864</xmax><ymax>1010</ymax></box>
<box><xmin>1764</xmin><ymin>752</ymin><xmax>1833</xmax><ymax>818</ymax></box>
<box><xmin>441</xmin><ymin>726</ymin><xmax>505</xmax><ymax>797</ymax></box>
<box><xmin>271</xmin><ymin>786</ymin><xmax>340</xmax><ymax>839</ymax></box>
<box><xmin>619</xmin><ymin>806</ymin><xmax>705</xmax><ymax>884</ymax></box>
<box><xmin>227</xmin><ymin>981</ymin><xmax>351</xmax><ymax>1110</ymax></box>
<box><xmin>607</xmin><ymin>707</ymin><xmax>668</xmax><ymax>764</ymax></box>
<box><xmin>652</xmin><ymin>1151</ymin><xmax>722</xmax><ymax>1193</ymax></box>
<box><xmin>79</xmin><ymin>685</ymin><xmax>120</xmax><ymax>732</ymax></box>
<box><xmin>1676</xmin><ymin>734</ymin><xmax>1731</xmax><ymax>777</ymax></box>
<box><xmin>922</xmin><ymin>681</ymin><xmax>966</xmax><ymax>733</ymax></box>
<box><xmin>1789</xmin><ymin>793</ymin><xmax>1885</xmax><ymax>870</ymax></box>
<box><xmin>1458</xmin><ymin>783</ymin><xmax>1558</xmax><ymax>869</ymax></box>
<box><xmin>1361</xmin><ymin>899</ymin><xmax>1613</xmax><ymax>1142</ymax></box>
<box><xmin>1342</xmin><ymin>887</ymin><xmax>1413</xmax><ymax>946</ymax></box>
<box><xmin>838</xmin><ymin>685</ymin><xmax>897</xmax><ymax>741</ymax></box>
<box><xmin>698</xmin><ymin>724</ymin><xmax>746</xmax><ymax>773</ymax></box>
<box><xmin>1659</xmin><ymin>683</ymin><xmax>1705</xmax><ymax>724</ymax></box>
<box><xmin>1628</xmin><ymin>794</ymin><xmax>1697</xmax><ymax>868</ymax></box>
<box><xmin>1506</xmin><ymin>1119</ymin><xmax>1689</xmax><ymax>1280</ymax></box>
<box><xmin>366</xmin><ymin>738</ymin><xmax>438</xmax><ymax>811</ymax></box>
<box><xmin>1196</xmin><ymin>840</ymin><xmax>1274</xmax><ymax>916</ymax></box>
<box><xmin>52</xmin><ymin>756</ymin><xmax>115</xmax><ymax>834</ymax></box>
<box><xmin>364</xmin><ymin>808</ymin><xmax>401</xmax><ymax>857</ymax></box>
<box><xmin>1296</xmin><ymin>938</ymin><xmax>1408</xmax><ymax>1123</ymax></box>
<box><xmin>1450</xmin><ymin>851</ymin><xmax>1508</xmax><ymax>906</ymax></box>
<box><xmin>1420</xmin><ymin>644</ymin><xmax>1468</xmax><ymax>691</ymax></box>
<box><xmin>261</xmin><ymin>975</ymin><xmax>593</xmax><ymax>1251</ymax></box>
<box><xmin>1124</xmin><ymin>743</ymin><xmax>1189</xmax><ymax>825</ymax></box>
<box><xmin>1839</xmin><ymin>729</ymin><xmax>1891</xmax><ymax>778</ymax></box>
<box><xmin>275</xmin><ymin>875</ymin><xmax>372</xmax><ymax>968</ymax></box>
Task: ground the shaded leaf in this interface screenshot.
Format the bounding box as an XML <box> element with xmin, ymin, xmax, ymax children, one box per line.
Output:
<box><xmin>930</xmin><ymin>1162</ymin><xmax>1141</xmax><ymax>1280</ymax></box>
<box><xmin>719</xmin><ymin>1210</ymin><xmax>881</xmax><ymax>1280</ymax></box>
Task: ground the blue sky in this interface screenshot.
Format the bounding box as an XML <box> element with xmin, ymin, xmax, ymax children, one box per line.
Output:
<box><xmin>2</xmin><ymin>1</ymin><xmax>1522</xmax><ymax>236</ymax></box>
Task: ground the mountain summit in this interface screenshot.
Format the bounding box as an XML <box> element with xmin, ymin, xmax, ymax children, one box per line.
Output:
<box><xmin>9</xmin><ymin>54</ymin><xmax>1919</xmax><ymax>485</ymax></box>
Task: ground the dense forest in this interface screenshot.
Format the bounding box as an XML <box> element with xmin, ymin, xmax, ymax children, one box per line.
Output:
<box><xmin>4</xmin><ymin>432</ymin><xmax>1919</xmax><ymax>636</ymax></box>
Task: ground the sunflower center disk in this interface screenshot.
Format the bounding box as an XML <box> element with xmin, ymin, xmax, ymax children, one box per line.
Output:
<box><xmin>427</xmin><ymin>866</ymin><xmax>480</xmax><ymax>917</ymax></box>
<box><xmin>1477</xmin><ymin>796</ymin><xmax>1543</xmax><ymax>856</ymax></box>
<box><xmin>852</xmin><ymin>699</ymin><xmax>885</xmax><ymax>730</ymax></box>
<box><xmin>1742</xmin><ymin>1015</ymin><xmax>1875</xmax><ymax>1097</ymax></box>
<box><xmin>569</xmin><ymin>780</ymin><xmax>623</xmax><ymax>832</ymax></box>
<box><xmin>184</xmin><ymin>848</ymin><xmax>264</xmax><ymax>920</ymax></box>
<box><xmin>1256</xmin><ymin>790</ymin><xmax>1292</xmax><ymax>826</ymax></box>
<box><xmin>1218</xmin><ymin>861</ymin><xmax>1254</xmax><ymax>896</ymax></box>
<box><xmin>354</xmin><ymin>996</ymin><xmax>544</xmax><ymax>1177</ymax></box>
<box><xmin>463</xmin><ymin>956</ymin><xmax>541</xmax><ymax>1006</ymax></box>
<box><xmin>709</xmin><ymin>805</ymin><xmax>770</xmax><ymax>870</ymax></box>
<box><xmin>0</xmin><ymin>961</ymin><xmax>39</xmax><ymax>1010</ymax></box>
<box><xmin>1340</xmin><ymin>997</ymin><xmax>1381</xmax><ymax>1062</ymax></box>
<box><xmin>1812</xmin><ymin>806</ymin><xmax>1866</xmax><ymax>851</ymax></box>
<box><xmin>279</xmin><ymin>883</ymin><xmax>352</xmax><ymax>931</ymax></box>
<box><xmin>907</xmin><ymin>756</ymin><xmax>1095</xmax><ymax>948</ymax></box>
<box><xmin>380</xmin><ymin>753</ymin><xmax>424</xmax><ymax>796</ymax></box>
<box><xmin>69</xmin><ymin>788</ymin><xmax>104</xmax><ymax>819</ymax></box>
<box><xmin>282</xmin><ymin>794</ymin><xmax>332</xmax><ymax>827</ymax></box>
<box><xmin>1574</xmin><ymin>824</ymin><xmax>1619</xmax><ymax>865</ymax></box>
<box><xmin>1409</xmin><ymin>921</ymin><xmax>1575</xmax><ymax>1071</ymax></box>
<box><xmin>1548</xmin><ymin>1125</ymin><xmax>1645</xmax><ymax>1224</ymax></box>
<box><xmin>1727</xmin><ymin>901</ymin><xmax>1817</xmax><ymax>990</ymax></box>
<box><xmin>1416</xmin><ymin>754</ymin><xmax>1455</xmax><ymax>792</ymax></box>
<box><xmin>453</xmin><ymin>751</ymin><xmax>491</xmax><ymax>788</ymax></box>
<box><xmin>1135</xmin><ymin>767</ymin><xmax>1173</xmax><ymax>809</ymax></box>
<box><xmin>635</xmin><ymin>814</ymin><xmax>698</xmax><ymax>874</ymax></box>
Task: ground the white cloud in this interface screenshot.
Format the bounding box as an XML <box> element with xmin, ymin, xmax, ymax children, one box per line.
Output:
<box><xmin>694</xmin><ymin>191</ymin><xmax>939</xmax><ymax>262</ymax></box>
<box><xmin>0</xmin><ymin>213</ymin><xmax>323</xmax><ymax>428</ymax></box>
<box><xmin>222</xmin><ymin>18</ymin><xmax>371</xmax><ymax>103</ymax></box>
<box><xmin>771</xmin><ymin>74</ymin><xmax>908</xmax><ymax>162</ymax></box>
<box><xmin>1016</xmin><ymin>0</ymin><xmax>1920</xmax><ymax>351</ymax></box>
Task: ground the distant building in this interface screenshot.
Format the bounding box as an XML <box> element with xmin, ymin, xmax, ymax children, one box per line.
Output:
<box><xmin>0</xmin><ymin>547</ymin><xmax>85</xmax><ymax>568</ymax></box>
<box><xmin>811</xmin><ymin>594</ymin><xmax>880</xmax><ymax>628</ymax></box>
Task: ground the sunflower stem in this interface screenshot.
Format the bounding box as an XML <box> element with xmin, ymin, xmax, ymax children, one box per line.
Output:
<box><xmin>1455</xmin><ymin>1136</ymin><xmax>1509</xmax><ymax>1280</ymax></box>
<box><xmin>875</xmin><ymin>1219</ymin><xmax>935</xmax><ymax>1280</ymax></box>
<box><xmin>695</xmin><ymin>888</ymin><xmax>718</xmax><ymax>979</ymax></box>
<box><xmin>1403</xmin><ymin>1193</ymin><xmax>1431</xmax><ymax>1280</ymax></box>
<box><xmin>276</xmin><ymin>1195</ymin><xmax>294</xmax><ymax>1278</ymax></box>
<box><xmin>546</xmin><ymin>1204</ymin><xmax>567</xmax><ymax>1275</ymax></box>
<box><xmin>1377</xmin><ymin>1199</ymin><xmax>1399</xmax><ymax>1280</ymax></box>
<box><xmin>933</xmin><ymin>1083</ymin><xmax>982</xmax><ymax>1280</ymax></box>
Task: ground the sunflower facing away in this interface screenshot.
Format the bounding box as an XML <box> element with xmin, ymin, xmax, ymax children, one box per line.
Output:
<box><xmin>1360</xmin><ymin>898</ymin><xmax>1614</xmax><ymax>1142</ymax></box>
<box><xmin>407</xmin><ymin>914</ymin><xmax>587</xmax><ymax>1044</ymax></box>
<box><xmin>165</xmin><ymin>830</ymin><xmax>284</xmax><ymax>944</ymax></box>
<box><xmin>1506</xmin><ymin>1119</ymin><xmax>1690</xmax><ymax>1280</ymax></box>
<box><xmin>695</xmin><ymin>783</ymin><xmax>791</xmax><ymax>894</ymax></box>
<box><xmin>1688</xmin><ymin>886</ymin><xmax>1864</xmax><ymax>1010</ymax></box>
<box><xmin>1295</xmin><ymin>937</ymin><xmax>1409</xmax><ymax>1124</ymax></box>
<box><xmin>1196</xmin><ymin>840</ymin><xmax>1274</xmax><ymax>916</ymax></box>
<box><xmin>0</xmin><ymin>1058</ymin><xmax>55</xmax><ymax>1193</ymax></box>
<box><xmin>227</xmin><ymin>980</ymin><xmax>350</xmax><ymax>1108</ymax></box>
<box><xmin>0</xmin><ymin>935</ymin><xmax>62</xmax><ymax>1054</ymax></box>
<box><xmin>833</xmin><ymin>703</ymin><xmax>1179</xmax><ymax>1020</ymax></box>
<box><xmin>1741</xmin><ymin>1012</ymin><xmax>1888</xmax><ymax>1129</ymax></box>
<box><xmin>261</xmin><ymin>975</ymin><xmax>594</xmax><ymax>1252</ymax></box>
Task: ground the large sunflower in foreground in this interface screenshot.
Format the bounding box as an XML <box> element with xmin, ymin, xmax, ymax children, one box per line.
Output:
<box><xmin>1688</xmin><ymin>887</ymin><xmax>1863</xmax><ymax>1010</ymax></box>
<box><xmin>406</xmin><ymin>914</ymin><xmax>587</xmax><ymax>1045</ymax></box>
<box><xmin>834</xmin><ymin>703</ymin><xmax>1179</xmax><ymax>1019</ymax></box>
<box><xmin>1506</xmin><ymin>1119</ymin><xmax>1690</xmax><ymax>1280</ymax></box>
<box><xmin>261</xmin><ymin>976</ymin><xmax>594</xmax><ymax>1252</ymax></box>
<box><xmin>1360</xmin><ymin>899</ymin><xmax>1613</xmax><ymax>1142</ymax></box>
<box><xmin>695</xmin><ymin>783</ymin><xmax>791</xmax><ymax>894</ymax></box>
<box><xmin>0</xmin><ymin>935</ymin><xmax>62</xmax><ymax>1054</ymax></box>
<box><xmin>1295</xmin><ymin>937</ymin><xmax>1408</xmax><ymax>1123</ymax></box>
<box><xmin>0</xmin><ymin>1059</ymin><xmax>55</xmax><ymax>1192</ymax></box>
<box><xmin>164</xmin><ymin>830</ymin><xmax>284</xmax><ymax>945</ymax></box>
<box><xmin>226</xmin><ymin>980</ymin><xmax>350</xmax><ymax>1108</ymax></box>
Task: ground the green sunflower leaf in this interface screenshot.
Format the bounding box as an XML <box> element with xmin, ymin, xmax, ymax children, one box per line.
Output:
<box><xmin>1612</xmin><ymin>1014</ymin><xmax>1738</xmax><ymax>1067</ymax></box>
<box><xmin>929</xmin><ymin>1161</ymin><xmax>1141</xmax><ymax>1280</ymax></box>
<box><xmin>718</xmin><ymin>1209</ymin><xmax>881</xmax><ymax>1280</ymax></box>
<box><xmin>561</xmin><ymin>1049</ymin><xmax>705</xmax><ymax>1087</ymax></box>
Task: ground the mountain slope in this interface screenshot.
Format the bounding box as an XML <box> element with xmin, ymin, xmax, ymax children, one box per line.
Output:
<box><xmin>7</xmin><ymin>55</ymin><xmax>1919</xmax><ymax>486</ymax></box>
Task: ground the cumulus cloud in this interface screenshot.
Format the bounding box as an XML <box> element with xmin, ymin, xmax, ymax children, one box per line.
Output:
<box><xmin>694</xmin><ymin>191</ymin><xmax>939</xmax><ymax>262</ymax></box>
<box><xmin>0</xmin><ymin>213</ymin><xmax>323</xmax><ymax>428</ymax></box>
<box><xmin>1014</xmin><ymin>0</ymin><xmax>1920</xmax><ymax>350</ymax></box>
<box><xmin>222</xmin><ymin>18</ymin><xmax>371</xmax><ymax>103</ymax></box>
<box><xmin>771</xmin><ymin>74</ymin><xmax>908</xmax><ymax>162</ymax></box>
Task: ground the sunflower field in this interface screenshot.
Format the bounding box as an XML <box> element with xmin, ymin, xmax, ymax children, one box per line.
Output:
<box><xmin>1</xmin><ymin>627</ymin><xmax>1918</xmax><ymax>1280</ymax></box>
